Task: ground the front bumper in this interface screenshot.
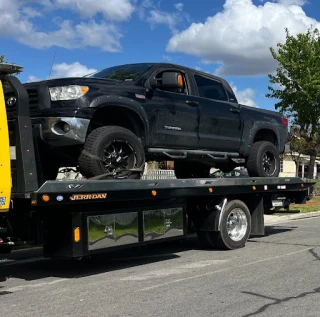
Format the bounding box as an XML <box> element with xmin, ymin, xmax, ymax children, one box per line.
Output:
<box><xmin>35</xmin><ymin>117</ymin><xmax>90</xmax><ymax>147</ymax></box>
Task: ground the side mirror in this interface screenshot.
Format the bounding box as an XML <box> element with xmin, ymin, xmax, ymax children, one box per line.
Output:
<box><xmin>150</xmin><ymin>71</ymin><xmax>184</xmax><ymax>90</ymax></box>
<box><xmin>161</xmin><ymin>72</ymin><xmax>184</xmax><ymax>90</ymax></box>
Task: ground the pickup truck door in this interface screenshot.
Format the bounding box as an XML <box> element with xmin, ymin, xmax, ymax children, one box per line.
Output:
<box><xmin>145</xmin><ymin>69</ymin><xmax>200</xmax><ymax>149</ymax></box>
<box><xmin>193</xmin><ymin>74</ymin><xmax>242</xmax><ymax>152</ymax></box>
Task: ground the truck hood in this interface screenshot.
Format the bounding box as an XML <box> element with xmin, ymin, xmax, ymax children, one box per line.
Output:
<box><xmin>23</xmin><ymin>77</ymin><xmax>123</xmax><ymax>88</ymax></box>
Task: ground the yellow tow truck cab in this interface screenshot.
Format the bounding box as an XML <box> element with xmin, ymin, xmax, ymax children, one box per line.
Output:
<box><xmin>0</xmin><ymin>64</ymin><xmax>22</xmax><ymax>212</ymax></box>
<box><xmin>0</xmin><ymin>78</ymin><xmax>10</xmax><ymax>212</ymax></box>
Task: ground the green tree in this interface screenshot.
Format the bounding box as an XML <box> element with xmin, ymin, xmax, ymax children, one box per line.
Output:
<box><xmin>0</xmin><ymin>54</ymin><xmax>22</xmax><ymax>80</ymax></box>
<box><xmin>266</xmin><ymin>27</ymin><xmax>320</xmax><ymax>179</ymax></box>
<box><xmin>287</xmin><ymin>126</ymin><xmax>307</xmax><ymax>177</ymax></box>
<box><xmin>287</xmin><ymin>125</ymin><xmax>320</xmax><ymax>177</ymax></box>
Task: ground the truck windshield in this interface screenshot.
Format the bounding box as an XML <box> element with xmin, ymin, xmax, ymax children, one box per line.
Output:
<box><xmin>85</xmin><ymin>63</ymin><xmax>154</xmax><ymax>81</ymax></box>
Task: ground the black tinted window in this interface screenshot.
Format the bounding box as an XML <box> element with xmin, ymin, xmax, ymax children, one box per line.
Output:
<box><xmin>86</xmin><ymin>63</ymin><xmax>154</xmax><ymax>81</ymax></box>
<box><xmin>194</xmin><ymin>75</ymin><xmax>228</xmax><ymax>101</ymax></box>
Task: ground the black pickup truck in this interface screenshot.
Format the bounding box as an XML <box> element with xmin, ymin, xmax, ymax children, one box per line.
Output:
<box><xmin>5</xmin><ymin>63</ymin><xmax>288</xmax><ymax>180</ymax></box>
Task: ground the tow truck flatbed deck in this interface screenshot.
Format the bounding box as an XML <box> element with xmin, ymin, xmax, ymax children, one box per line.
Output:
<box><xmin>30</xmin><ymin>177</ymin><xmax>311</xmax><ymax>206</ymax></box>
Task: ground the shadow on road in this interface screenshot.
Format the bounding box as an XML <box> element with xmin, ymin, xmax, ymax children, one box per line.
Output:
<box><xmin>250</xmin><ymin>225</ymin><xmax>296</xmax><ymax>240</ymax></box>
<box><xmin>0</xmin><ymin>238</ymin><xmax>210</xmax><ymax>283</ymax></box>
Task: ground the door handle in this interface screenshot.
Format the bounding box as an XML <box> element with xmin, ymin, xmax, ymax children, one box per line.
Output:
<box><xmin>230</xmin><ymin>108</ymin><xmax>240</xmax><ymax>114</ymax></box>
<box><xmin>186</xmin><ymin>100</ymin><xmax>199</xmax><ymax>107</ymax></box>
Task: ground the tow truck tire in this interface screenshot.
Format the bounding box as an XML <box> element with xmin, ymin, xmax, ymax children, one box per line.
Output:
<box><xmin>78</xmin><ymin>126</ymin><xmax>145</xmax><ymax>179</ymax></box>
<box><xmin>246</xmin><ymin>141</ymin><xmax>280</xmax><ymax>177</ymax></box>
<box><xmin>197</xmin><ymin>200</ymin><xmax>251</xmax><ymax>250</ymax></box>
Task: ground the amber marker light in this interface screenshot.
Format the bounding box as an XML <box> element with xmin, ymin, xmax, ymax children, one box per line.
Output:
<box><xmin>252</xmin><ymin>186</ymin><xmax>257</xmax><ymax>191</ymax></box>
<box><xmin>152</xmin><ymin>190</ymin><xmax>157</xmax><ymax>196</ymax></box>
<box><xmin>81</xmin><ymin>86</ymin><xmax>89</xmax><ymax>94</ymax></box>
<box><xmin>74</xmin><ymin>227</ymin><xmax>80</xmax><ymax>243</ymax></box>
<box><xmin>209</xmin><ymin>188</ymin><xmax>214</xmax><ymax>193</ymax></box>
<box><xmin>42</xmin><ymin>194</ymin><xmax>50</xmax><ymax>202</ymax></box>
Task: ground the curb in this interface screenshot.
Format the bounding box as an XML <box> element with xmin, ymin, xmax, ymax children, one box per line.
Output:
<box><xmin>264</xmin><ymin>211</ymin><xmax>320</xmax><ymax>225</ymax></box>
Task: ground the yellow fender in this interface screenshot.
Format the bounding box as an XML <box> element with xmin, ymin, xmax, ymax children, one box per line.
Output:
<box><xmin>0</xmin><ymin>80</ymin><xmax>11</xmax><ymax>212</ymax></box>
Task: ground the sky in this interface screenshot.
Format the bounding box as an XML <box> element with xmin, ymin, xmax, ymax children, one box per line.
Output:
<box><xmin>1</xmin><ymin>0</ymin><xmax>320</xmax><ymax>111</ymax></box>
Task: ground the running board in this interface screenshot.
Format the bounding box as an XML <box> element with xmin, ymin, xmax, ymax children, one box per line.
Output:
<box><xmin>148</xmin><ymin>148</ymin><xmax>240</xmax><ymax>160</ymax></box>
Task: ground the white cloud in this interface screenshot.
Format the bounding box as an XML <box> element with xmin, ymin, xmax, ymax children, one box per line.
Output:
<box><xmin>0</xmin><ymin>0</ymin><xmax>129</xmax><ymax>51</ymax></box>
<box><xmin>167</xmin><ymin>0</ymin><xmax>319</xmax><ymax>76</ymax></box>
<box><xmin>51</xmin><ymin>62</ymin><xmax>97</xmax><ymax>78</ymax></box>
<box><xmin>27</xmin><ymin>62</ymin><xmax>97</xmax><ymax>81</ymax></box>
<box><xmin>54</xmin><ymin>0</ymin><xmax>135</xmax><ymax>21</ymax></box>
<box><xmin>27</xmin><ymin>75</ymin><xmax>42</xmax><ymax>82</ymax></box>
<box><xmin>137</xmin><ymin>0</ymin><xmax>153</xmax><ymax>18</ymax></box>
<box><xmin>22</xmin><ymin>6</ymin><xmax>43</xmax><ymax>18</ymax></box>
<box><xmin>175</xmin><ymin>3</ymin><xmax>184</xmax><ymax>11</ymax></box>
<box><xmin>231</xmin><ymin>84</ymin><xmax>258</xmax><ymax>107</ymax></box>
<box><xmin>277</xmin><ymin>0</ymin><xmax>307</xmax><ymax>5</ymax></box>
<box><xmin>147</xmin><ymin>10</ymin><xmax>178</xmax><ymax>32</ymax></box>
<box><xmin>17</xmin><ymin>20</ymin><xmax>123</xmax><ymax>52</ymax></box>
<box><xmin>143</xmin><ymin>1</ymin><xmax>190</xmax><ymax>33</ymax></box>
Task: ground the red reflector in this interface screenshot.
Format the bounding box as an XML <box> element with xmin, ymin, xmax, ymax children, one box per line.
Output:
<box><xmin>281</xmin><ymin>117</ymin><xmax>288</xmax><ymax>127</ymax></box>
<box><xmin>301</xmin><ymin>184</ymin><xmax>305</xmax><ymax>188</ymax></box>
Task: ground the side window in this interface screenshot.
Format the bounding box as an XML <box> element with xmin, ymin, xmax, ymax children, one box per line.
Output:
<box><xmin>194</xmin><ymin>74</ymin><xmax>228</xmax><ymax>101</ymax></box>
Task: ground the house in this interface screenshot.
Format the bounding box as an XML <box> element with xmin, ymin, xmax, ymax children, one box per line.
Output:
<box><xmin>280</xmin><ymin>153</ymin><xmax>320</xmax><ymax>179</ymax></box>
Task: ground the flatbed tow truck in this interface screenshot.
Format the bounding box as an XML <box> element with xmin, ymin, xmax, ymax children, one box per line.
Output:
<box><xmin>0</xmin><ymin>64</ymin><xmax>314</xmax><ymax>260</ymax></box>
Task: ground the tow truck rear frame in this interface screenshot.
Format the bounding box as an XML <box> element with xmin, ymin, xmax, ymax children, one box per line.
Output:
<box><xmin>0</xmin><ymin>64</ymin><xmax>314</xmax><ymax>259</ymax></box>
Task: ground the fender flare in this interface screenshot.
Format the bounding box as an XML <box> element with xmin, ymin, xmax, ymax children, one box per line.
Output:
<box><xmin>240</xmin><ymin>120</ymin><xmax>281</xmax><ymax>156</ymax></box>
<box><xmin>89</xmin><ymin>95</ymin><xmax>150</xmax><ymax>145</ymax></box>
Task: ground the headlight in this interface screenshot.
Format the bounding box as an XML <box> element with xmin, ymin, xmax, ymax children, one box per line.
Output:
<box><xmin>49</xmin><ymin>85</ymin><xmax>89</xmax><ymax>101</ymax></box>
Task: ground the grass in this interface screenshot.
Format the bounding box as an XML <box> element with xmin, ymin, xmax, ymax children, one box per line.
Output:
<box><xmin>274</xmin><ymin>196</ymin><xmax>320</xmax><ymax>215</ymax></box>
<box><xmin>290</xmin><ymin>196</ymin><xmax>320</xmax><ymax>213</ymax></box>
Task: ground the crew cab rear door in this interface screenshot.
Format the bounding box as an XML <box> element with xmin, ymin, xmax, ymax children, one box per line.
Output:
<box><xmin>192</xmin><ymin>73</ymin><xmax>242</xmax><ymax>152</ymax></box>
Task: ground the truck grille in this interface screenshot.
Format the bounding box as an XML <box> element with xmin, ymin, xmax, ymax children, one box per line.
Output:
<box><xmin>5</xmin><ymin>88</ymin><xmax>39</xmax><ymax>120</ymax></box>
<box><xmin>28</xmin><ymin>89</ymin><xmax>39</xmax><ymax>108</ymax></box>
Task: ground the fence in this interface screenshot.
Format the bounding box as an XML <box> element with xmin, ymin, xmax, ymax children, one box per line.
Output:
<box><xmin>142</xmin><ymin>169</ymin><xmax>176</xmax><ymax>180</ymax></box>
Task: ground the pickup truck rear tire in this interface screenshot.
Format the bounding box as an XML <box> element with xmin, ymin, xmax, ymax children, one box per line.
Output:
<box><xmin>174</xmin><ymin>162</ymin><xmax>210</xmax><ymax>179</ymax></box>
<box><xmin>246</xmin><ymin>141</ymin><xmax>280</xmax><ymax>177</ymax></box>
<box><xmin>78</xmin><ymin>126</ymin><xmax>145</xmax><ymax>179</ymax></box>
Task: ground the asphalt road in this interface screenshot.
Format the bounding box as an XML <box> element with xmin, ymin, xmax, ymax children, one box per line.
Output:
<box><xmin>1</xmin><ymin>217</ymin><xmax>320</xmax><ymax>317</ymax></box>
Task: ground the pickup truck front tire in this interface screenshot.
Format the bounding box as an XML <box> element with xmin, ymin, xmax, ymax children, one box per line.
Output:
<box><xmin>78</xmin><ymin>126</ymin><xmax>145</xmax><ymax>179</ymax></box>
<box><xmin>246</xmin><ymin>141</ymin><xmax>280</xmax><ymax>177</ymax></box>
